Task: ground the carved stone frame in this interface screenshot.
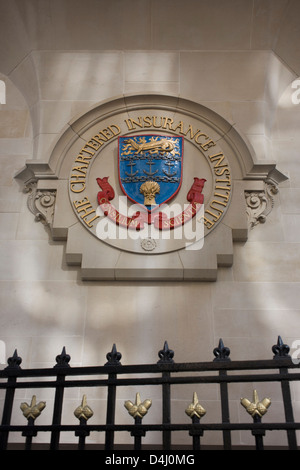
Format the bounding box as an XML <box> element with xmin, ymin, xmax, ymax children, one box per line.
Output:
<box><xmin>15</xmin><ymin>94</ymin><xmax>287</xmax><ymax>281</ymax></box>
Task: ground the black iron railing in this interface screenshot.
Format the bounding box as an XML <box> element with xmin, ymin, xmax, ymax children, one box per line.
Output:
<box><xmin>0</xmin><ymin>337</ymin><xmax>299</xmax><ymax>451</ymax></box>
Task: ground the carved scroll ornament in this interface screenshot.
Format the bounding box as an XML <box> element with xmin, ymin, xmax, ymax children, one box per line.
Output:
<box><xmin>245</xmin><ymin>180</ymin><xmax>279</xmax><ymax>229</ymax></box>
<box><xmin>25</xmin><ymin>181</ymin><xmax>56</xmax><ymax>226</ymax></box>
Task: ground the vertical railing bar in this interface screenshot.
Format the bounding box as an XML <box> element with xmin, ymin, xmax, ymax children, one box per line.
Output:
<box><xmin>104</xmin><ymin>344</ymin><xmax>122</xmax><ymax>450</ymax></box>
<box><xmin>0</xmin><ymin>377</ymin><xmax>16</xmax><ymax>450</ymax></box>
<box><xmin>219</xmin><ymin>370</ymin><xmax>232</xmax><ymax>449</ymax></box>
<box><xmin>191</xmin><ymin>415</ymin><xmax>202</xmax><ymax>450</ymax></box>
<box><xmin>77</xmin><ymin>418</ymin><xmax>86</xmax><ymax>451</ymax></box>
<box><xmin>0</xmin><ymin>350</ymin><xmax>22</xmax><ymax>450</ymax></box>
<box><xmin>280</xmin><ymin>366</ymin><xmax>298</xmax><ymax>450</ymax></box>
<box><xmin>185</xmin><ymin>392</ymin><xmax>206</xmax><ymax>449</ymax></box>
<box><xmin>241</xmin><ymin>390</ymin><xmax>271</xmax><ymax>450</ymax></box>
<box><xmin>74</xmin><ymin>395</ymin><xmax>93</xmax><ymax>451</ymax></box>
<box><xmin>213</xmin><ymin>339</ymin><xmax>232</xmax><ymax>450</ymax></box>
<box><xmin>50</xmin><ymin>374</ymin><xmax>66</xmax><ymax>450</ymax></box>
<box><xmin>20</xmin><ymin>395</ymin><xmax>46</xmax><ymax>450</ymax></box>
<box><xmin>272</xmin><ymin>336</ymin><xmax>298</xmax><ymax>450</ymax></box>
<box><xmin>132</xmin><ymin>416</ymin><xmax>144</xmax><ymax>451</ymax></box>
<box><xmin>22</xmin><ymin>417</ymin><xmax>36</xmax><ymax>451</ymax></box>
<box><xmin>76</xmin><ymin>417</ymin><xmax>88</xmax><ymax>451</ymax></box>
<box><xmin>125</xmin><ymin>392</ymin><xmax>151</xmax><ymax>450</ymax></box>
<box><xmin>157</xmin><ymin>341</ymin><xmax>174</xmax><ymax>450</ymax></box>
<box><xmin>105</xmin><ymin>371</ymin><xmax>117</xmax><ymax>450</ymax></box>
<box><xmin>50</xmin><ymin>347</ymin><xmax>71</xmax><ymax>450</ymax></box>
<box><xmin>162</xmin><ymin>371</ymin><xmax>171</xmax><ymax>450</ymax></box>
<box><xmin>252</xmin><ymin>415</ymin><xmax>265</xmax><ymax>450</ymax></box>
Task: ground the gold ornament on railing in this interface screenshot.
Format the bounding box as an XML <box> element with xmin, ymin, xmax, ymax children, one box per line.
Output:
<box><xmin>124</xmin><ymin>392</ymin><xmax>152</xmax><ymax>419</ymax></box>
<box><xmin>74</xmin><ymin>395</ymin><xmax>94</xmax><ymax>421</ymax></box>
<box><xmin>240</xmin><ymin>390</ymin><xmax>271</xmax><ymax>418</ymax></box>
<box><xmin>20</xmin><ymin>395</ymin><xmax>46</xmax><ymax>421</ymax></box>
<box><xmin>185</xmin><ymin>392</ymin><xmax>206</xmax><ymax>420</ymax></box>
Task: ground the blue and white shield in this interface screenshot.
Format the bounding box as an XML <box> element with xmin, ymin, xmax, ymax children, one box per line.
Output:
<box><xmin>118</xmin><ymin>135</ymin><xmax>183</xmax><ymax>211</ymax></box>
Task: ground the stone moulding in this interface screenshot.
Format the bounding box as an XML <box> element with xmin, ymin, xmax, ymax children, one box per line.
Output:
<box><xmin>15</xmin><ymin>93</ymin><xmax>288</xmax><ymax>282</ymax></box>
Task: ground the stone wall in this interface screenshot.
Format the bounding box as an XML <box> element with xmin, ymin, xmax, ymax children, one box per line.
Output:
<box><xmin>0</xmin><ymin>0</ymin><xmax>300</xmax><ymax>448</ymax></box>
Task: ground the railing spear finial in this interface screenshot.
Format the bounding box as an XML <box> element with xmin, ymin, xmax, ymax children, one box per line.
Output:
<box><xmin>54</xmin><ymin>346</ymin><xmax>71</xmax><ymax>368</ymax></box>
<box><xmin>272</xmin><ymin>336</ymin><xmax>290</xmax><ymax>359</ymax></box>
<box><xmin>6</xmin><ymin>349</ymin><xmax>22</xmax><ymax>369</ymax></box>
<box><xmin>105</xmin><ymin>343</ymin><xmax>122</xmax><ymax>366</ymax></box>
<box><xmin>213</xmin><ymin>338</ymin><xmax>231</xmax><ymax>362</ymax></box>
<box><xmin>157</xmin><ymin>341</ymin><xmax>174</xmax><ymax>364</ymax></box>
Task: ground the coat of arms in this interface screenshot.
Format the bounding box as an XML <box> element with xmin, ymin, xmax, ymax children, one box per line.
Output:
<box><xmin>118</xmin><ymin>135</ymin><xmax>183</xmax><ymax>210</ymax></box>
<box><xmin>96</xmin><ymin>133</ymin><xmax>206</xmax><ymax>231</ymax></box>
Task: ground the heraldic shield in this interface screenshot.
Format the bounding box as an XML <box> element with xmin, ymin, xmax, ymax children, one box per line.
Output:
<box><xmin>118</xmin><ymin>135</ymin><xmax>183</xmax><ymax>211</ymax></box>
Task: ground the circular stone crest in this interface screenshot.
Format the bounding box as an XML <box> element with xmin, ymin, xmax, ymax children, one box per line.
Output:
<box><xmin>68</xmin><ymin>107</ymin><xmax>232</xmax><ymax>255</ymax></box>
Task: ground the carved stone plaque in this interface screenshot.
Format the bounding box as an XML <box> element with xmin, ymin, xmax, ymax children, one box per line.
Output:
<box><xmin>16</xmin><ymin>94</ymin><xmax>287</xmax><ymax>281</ymax></box>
